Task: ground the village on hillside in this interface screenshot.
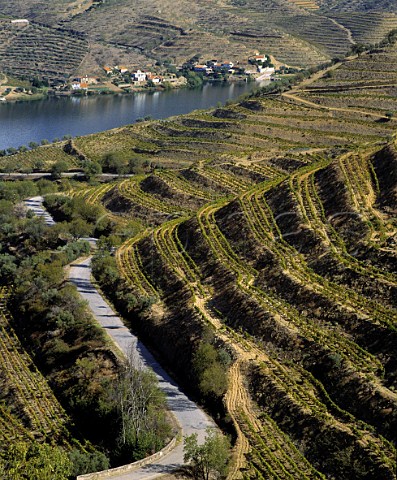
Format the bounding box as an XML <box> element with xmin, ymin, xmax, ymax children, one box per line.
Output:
<box><xmin>68</xmin><ymin>53</ymin><xmax>277</xmax><ymax>94</ymax></box>
<box><xmin>0</xmin><ymin>47</ymin><xmax>296</xmax><ymax>102</ymax></box>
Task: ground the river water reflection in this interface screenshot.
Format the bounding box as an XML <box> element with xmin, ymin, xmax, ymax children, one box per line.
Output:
<box><xmin>0</xmin><ymin>81</ymin><xmax>264</xmax><ymax>150</ymax></box>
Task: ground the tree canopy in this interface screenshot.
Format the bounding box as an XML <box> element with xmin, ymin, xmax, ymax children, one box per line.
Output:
<box><xmin>184</xmin><ymin>428</ymin><xmax>230</xmax><ymax>480</ymax></box>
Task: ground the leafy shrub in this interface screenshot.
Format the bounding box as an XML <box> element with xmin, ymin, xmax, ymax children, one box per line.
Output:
<box><xmin>68</xmin><ymin>449</ymin><xmax>110</xmax><ymax>477</ymax></box>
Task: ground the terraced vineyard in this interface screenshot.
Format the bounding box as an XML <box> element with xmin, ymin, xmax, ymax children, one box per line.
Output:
<box><xmin>287</xmin><ymin>44</ymin><xmax>397</xmax><ymax>120</ymax></box>
<box><xmin>69</xmin><ymin>182</ymin><xmax>115</xmax><ymax>204</ymax></box>
<box><xmin>318</xmin><ymin>0</ymin><xmax>397</xmax><ymax>14</ymax></box>
<box><xmin>1</xmin><ymin>22</ymin><xmax>396</xmax><ymax>480</ymax></box>
<box><xmin>329</xmin><ymin>12</ymin><xmax>397</xmax><ymax>44</ymax></box>
<box><xmin>0</xmin><ymin>20</ymin><xmax>88</xmax><ymax>83</ymax></box>
<box><xmin>272</xmin><ymin>14</ymin><xmax>353</xmax><ymax>58</ymax></box>
<box><xmin>62</xmin><ymin>0</ymin><xmax>332</xmax><ymax>67</ymax></box>
<box><xmin>74</xmin><ymin>41</ymin><xmax>397</xmax><ymax>479</ymax></box>
<box><xmin>0</xmin><ymin>287</ymin><xmax>70</xmax><ymax>444</ymax></box>
<box><xmin>0</xmin><ymin>144</ymin><xmax>78</xmax><ymax>173</ymax></box>
<box><xmin>112</xmin><ymin>144</ymin><xmax>397</xmax><ymax>476</ymax></box>
<box><xmin>2</xmin><ymin>0</ymin><xmax>397</xmax><ymax>82</ymax></box>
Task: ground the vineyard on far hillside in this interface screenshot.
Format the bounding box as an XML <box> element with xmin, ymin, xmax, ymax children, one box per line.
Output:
<box><xmin>0</xmin><ymin>20</ymin><xmax>88</xmax><ymax>83</ymax></box>
<box><xmin>1</xmin><ymin>0</ymin><xmax>397</xmax><ymax>81</ymax></box>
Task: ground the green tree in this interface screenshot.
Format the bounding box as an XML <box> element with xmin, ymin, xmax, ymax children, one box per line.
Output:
<box><xmin>32</xmin><ymin>158</ymin><xmax>45</xmax><ymax>171</ymax></box>
<box><xmin>351</xmin><ymin>43</ymin><xmax>367</xmax><ymax>56</ymax></box>
<box><xmin>184</xmin><ymin>428</ymin><xmax>230</xmax><ymax>480</ymax></box>
<box><xmin>128</xmin><ymin>156</ymin><xmax>144</xmax><ymax>174</ymax></box>
<box><xmin>0</xmin><ymin>253</ymin><xmax>17</xmax><ymax>283</ymax></box>
<box><xmin>68</xmin><ymin>449</ymin><xmax>109</xmax><ymax>477</ymax></box>
<box><xmin>184</xmin><ymin>71</ymin><xmax>204</xmax><ymax>88</ymax></box>
<box><xmin>68</xmin><ymin>217</ymin><xmax>93</xmax><ymax>240</ymax></box>
<box><xmin>199</xmin><ymin>363</ymin><xmax>228</xmax><ymax>397</ymax></box>
<box><xmin>37</xmin><ymin>178</ymin><xmax>58</xmax><ymax>195</ymax></box>
<box><xmin>51</xmin><ymin>160</ymin><xmax>68</xmax><ymax>179</ymax></box>
<box><xmin>192</xmin><ymin>343</ymin><xmax>228</xmax><ymax>398</ymax></box>
<box><xmin>83</xmin><ymin>160</ymin><xmax>102</xmax><ymax>180</ymax></box>
<box><xmin>102</xmin><ymin>153</ymin><xmax>127</xmax><ymax>175</ymax></box>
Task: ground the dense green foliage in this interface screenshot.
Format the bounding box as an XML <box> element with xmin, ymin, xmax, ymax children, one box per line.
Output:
<box><xmin>0</xmin><ymin>442</ymin><xmax>72</xmax><ymax>480</ymax></box>
<box><xmin>192</xmin><ymin>342</ymin><xmax>230</xmax><ymax>399</ymax></box>
<box><xmin>93</xmin><ymin>248</ymin><xmax>157</xmax><ymax>312</ymax></box>
<box><xmin>0</xmin><ymin>190</ymin><xmax>171</xmax><ymax>474</ymax></box>
<box><xmin>0</xmin><ymin>179</ymin><xmax>57</xmax><ymax>202</ymax></box>
<box><xmin>101</xmin><ymin>152</ymin><xmax>148</xmax><ymax>175</ymax></box>
<box><xmin>184</xmin><ymin>428</ymin><xmax>230</xmax><ymax>480</ymax></box>
<box><xmin>44</xmin><ymin>194</ymin><xmax>110</xmax><ymax>238</ymax></box>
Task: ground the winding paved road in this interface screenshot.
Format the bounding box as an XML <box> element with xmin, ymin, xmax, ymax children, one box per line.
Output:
<box><xmin>24</xmin><ymin>196</ymin><xmax>56</xmax><ymax>226</ymax></box>
<box><xmin>25</xmin><ymin>196</ymin><xmax>215</xmax><ymax>479</ymax></box>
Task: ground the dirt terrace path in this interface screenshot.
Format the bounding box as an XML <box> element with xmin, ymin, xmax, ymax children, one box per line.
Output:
<box><xmin>25</xmin><ymin>196</ymin><xmax>215</xmax><ymax>479</ymax></box>
<box><xmin>281</xmin><ymin>52</ymin><xmax>397</xmax><ymax>120</ymax></box>
<box><xmin>328</xmin><ymin>18</ymin><xmax>356</xmax><ymax>45</ymax></box>
<box><xmin>282</xmin><ymin>91</ymin><xmax>393</xmax><ymax>119</ymax></box>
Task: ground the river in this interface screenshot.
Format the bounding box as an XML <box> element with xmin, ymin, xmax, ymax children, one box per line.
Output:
<box><xmin>0</xmin><ymin>81</ymin><xmax>264</xmax><ymax>151</ymax></box>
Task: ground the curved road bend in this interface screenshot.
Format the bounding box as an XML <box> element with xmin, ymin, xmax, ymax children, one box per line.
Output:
<box><xmin>25</xmin><ymin>197</ymin><xmax>215</xmax><ymax>479</ymax></box>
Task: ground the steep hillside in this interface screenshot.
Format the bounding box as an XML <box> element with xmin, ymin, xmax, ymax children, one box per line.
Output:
<box><xmin>0</xmin><ymin>20</ymin><xmax>89</xmax><ymax>83</ymax></box>
<box><xmin>102</xmin><ymin>146</ymin><xmax>397</xmax><ymax>479</ymax></box>
<box><xmin>26</xmin><ymin>43</ymin><xmax>395</xmax><ymax>479</ymax></box>
<box><xmin>0</xmin><ymin>31</ymin><xmax>396</xmax><ymax>480</ymax></box>
<box><xmin>1</xmin><ymin>0</ymin><xmax>397</xmax><ymax>81</ymax></box>
<box><xmin>318</xmin><ymin>0</ymin><xmax>397</xmax><ymax>13</ymax></box>
<box><xmin>0</xmin><ymin>288</ymin><xmax>70</xmax><ymax>445</ymax></box>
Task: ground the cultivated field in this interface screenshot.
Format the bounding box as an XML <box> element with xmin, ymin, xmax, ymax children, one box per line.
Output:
<box><xmin>0</xmin><ymin>288</ymin><xmax>70</xmax><ymax>446</ymax></box>
<box><xmin>0</xmin><ymin>20</ymin><xmax>88</xmax><ymax>83</ymax></box>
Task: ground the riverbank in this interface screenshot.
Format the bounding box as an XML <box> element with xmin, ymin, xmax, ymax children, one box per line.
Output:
<box><xmin>1</xmin><ymin>91</ymin><xmax>47</xmax><ymax>103</ymax></box>
<box><xmin>0</xmin><ymin>74</ymin><xmax>258</xmax><ymax>104</ymax></box>
<box><xmin>0</xmin><ymin>84</ymin><xmax>48</xmax><ymax>103</ymax></box>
